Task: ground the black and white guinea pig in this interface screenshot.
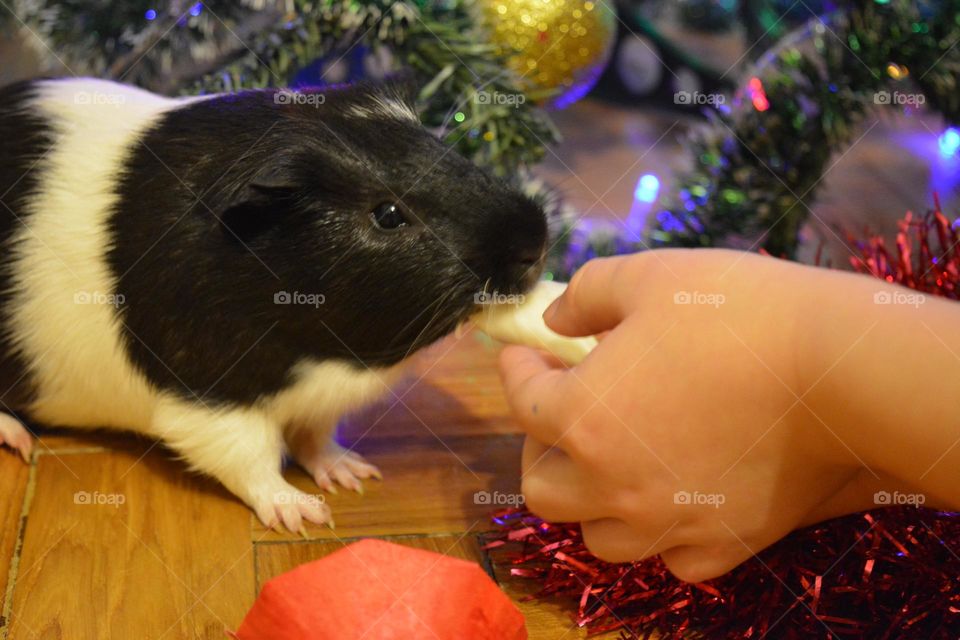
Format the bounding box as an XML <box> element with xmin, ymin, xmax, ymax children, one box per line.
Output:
<box><xmin>0</xmin><ymin>77</ymin><xmax>547</xmax><ymax>532</ymax></box>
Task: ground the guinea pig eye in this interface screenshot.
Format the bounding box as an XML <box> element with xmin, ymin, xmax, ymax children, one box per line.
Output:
<box><xmin>370</xmin><ymin>202</ymin><xmax>409</xmax><ymax>231</ymax></box>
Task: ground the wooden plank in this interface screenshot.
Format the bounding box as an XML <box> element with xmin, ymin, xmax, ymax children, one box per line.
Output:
<box><xmin>0</xmin><ymin>452</ymin><xmax>30</xmax><ymax>636</ymax></box>
<box><xmin>5</xmin><ymin>446</ymin><xmax>255</xmax><ymax>640</ymax></box>
<box><xmin>255</xmin><ymin>433</ymin><xmax>524</xmax><ymax>541</ymax></box>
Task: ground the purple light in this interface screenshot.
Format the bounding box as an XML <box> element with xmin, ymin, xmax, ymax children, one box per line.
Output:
<box><xmin>145</xmin><ymin>8</ymin><xmax>157</xmax><ymax>20</ymax></box>
<box><xmin>189</xmin><ymin>2</ymin><xmax>203</xmax><ymax>16</ymax></box>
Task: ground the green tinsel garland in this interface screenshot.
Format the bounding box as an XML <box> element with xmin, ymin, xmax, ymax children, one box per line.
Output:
<box><xmin>643</xmin><ymin>0</ymin><xmax>960</xmax><ymax>257</ymax></box>
<box><xmin>5</xmin><ymin>0</ymin><xmax>558</xmax><ymax>177</ymax></box>
<box><xmin>543</xmin><ymin>0</ymin><xmax>960</xmax><ymax>279</ymax></box>
<box><xmin>189</xmin><ymin>0</ymin><xmax>559</xmax><ymax>176</ymax></box>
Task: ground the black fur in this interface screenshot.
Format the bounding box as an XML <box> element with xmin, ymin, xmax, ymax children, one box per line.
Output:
<box><xmin>105</xmin><ymin>81</ymin><xmax>547</xmax><ymax>404</ymax></box>
<box><xmin>0</xmin><ymin>81</ymin><xmax>55</xmax><ymax>410</ymax></box>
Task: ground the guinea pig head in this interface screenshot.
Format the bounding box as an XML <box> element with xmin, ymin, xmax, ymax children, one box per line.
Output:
<box><xmin>215</xmin><ymin>81</ymin><xmax>548</xmax><ymax>366</ymax></box>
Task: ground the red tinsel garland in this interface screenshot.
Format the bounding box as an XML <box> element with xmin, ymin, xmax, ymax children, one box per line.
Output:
<box><xmin>847</xmin><ymin>197</ymin><xmax>959</xmax><ymax>298</ymax></box>
<box><xmin>487</xmin><ymin>205</ymin><xmax>960</xmax><ymax>639</ymax></box>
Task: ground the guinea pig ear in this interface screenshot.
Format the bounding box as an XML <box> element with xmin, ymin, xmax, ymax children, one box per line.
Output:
<box><xmin>218</xmin><ymin>166</ymin><xmax>298</xmax><ymax>241</ymax></box>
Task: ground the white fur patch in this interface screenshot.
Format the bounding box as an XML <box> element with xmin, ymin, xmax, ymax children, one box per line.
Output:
<box><xmin>347</xmin><ymin>96</ymin><xmax>418</xmax><ymax>123</ymax></box>
<box><xmin>146</xmin><ymin>359</ymin><xmax>402</xmax><ymax>503</ymax></box>
<box><xmin>7</xmin><ymin>79</ymin><xmax>182</xmax><ymax>431</ymax></box>
<box><xmin>264</xmin><ymin>359</ymin><xmax>403</xmax><ymax>433</ymax></box>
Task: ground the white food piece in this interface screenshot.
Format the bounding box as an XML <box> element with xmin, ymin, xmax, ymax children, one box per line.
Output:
<box><xmin>471</xmin><ymin>280</ymin><xmax>597</xmax><ymax>365</ymax></box>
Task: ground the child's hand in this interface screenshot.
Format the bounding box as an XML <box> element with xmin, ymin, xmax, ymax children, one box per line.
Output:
<box><xmin>499</xmin><ymin>249</ymin><xmax>959</xmax><ymax>582</ymax></box>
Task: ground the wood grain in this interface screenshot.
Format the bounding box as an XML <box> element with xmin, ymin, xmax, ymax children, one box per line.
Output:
<box><xmin>5</xmin><ymin>447</ymin><xmax>255</xmax><ymax>640</ymax></box>
<box><xmin>255</xmin><ymin>433</ymin><xmax>524</xmax><ymax>541</ymax></box>
<box><xmin>0</xmin><ymin>452</ymin><xmax>29</xmax><ymax>633</ymax></box>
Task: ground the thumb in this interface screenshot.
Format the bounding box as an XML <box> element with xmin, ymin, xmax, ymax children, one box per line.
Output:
<box><xmin>546</xmin><ymin>256</ymin><xmax>637</xmax><ymax>337</ymax></box>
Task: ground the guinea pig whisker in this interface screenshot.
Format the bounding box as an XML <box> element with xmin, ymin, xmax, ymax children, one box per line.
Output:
<box><xmin>401</xmin><ymin>284</ymin><xmax>465</xmax><ymax>361</ymax></box>
<box><xmin>387</xmin><ymin>290</ymin><xmax>449</xmax><ymax>351</ymax></box>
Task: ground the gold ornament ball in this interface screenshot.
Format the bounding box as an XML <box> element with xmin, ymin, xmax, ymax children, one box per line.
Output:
<box><xmin>477</xmin><ymin>0</ymin><xmax>617</xmax><ymax>107</ymax></box>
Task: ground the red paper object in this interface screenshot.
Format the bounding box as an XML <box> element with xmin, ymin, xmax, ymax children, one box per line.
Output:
<box><xmin>233</xmin><ymin>538</ymin><xmax>526</xmax><ymax>640</ymax></box>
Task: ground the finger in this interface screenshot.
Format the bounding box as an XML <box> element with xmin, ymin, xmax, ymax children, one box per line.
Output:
<box><xmin>520</xmin><ymin>438</ymin><xmax>608</xmax><ymax>522</ymax></box>
<box><xmin>580</xmin><ymin>518</ymin><xmax>673</xmax><ymax>563</ymax></box>
<box><xmin>499</xmin><ymin>345</ymin><xmax>572</xmax><ymax>444</ymax></box>
<box><xmin>545</xmin><ymin>256</ymin><xmax>637</xmax><ymax>338</ymax></box>
<box><xmin>660</xmin><ymin>543</ymin><xmax>754</xmax><ymax>583</ymax></box>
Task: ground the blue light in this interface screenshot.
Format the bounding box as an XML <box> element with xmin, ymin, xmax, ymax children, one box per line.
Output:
<box><xmin>634</xmin><ymin>173</ymin><xmax>661</xmax><ymax>204</ymax></box>
<box><xmin>145</xmin><ymin>8</ymin><xmax>157</xmax><ymax>20</ymax></box>
<box><xmin>939</xmin><ymin>127</ymin><xmax>960</xmax><ymax>158</ymax></box>
<box><xmin>189</xmin><ymin>2</ymin><xmax>203</xmax><ymax>16</ymax></box>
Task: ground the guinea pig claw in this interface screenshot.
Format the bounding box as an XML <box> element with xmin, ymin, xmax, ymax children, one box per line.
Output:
<box><xmin>311</xmin><ymin>471</ymin><xmax>338</xmax><ymax>495</ymax></box>
<box><xmin>253</xmin><ymin>484</ymin><xmax>332</xmax><ymax>534</ymax></box>
<box><xmin>291</xmin><ymin>440</ymin><xmax>382</xmax><ymax>496</ymax></box>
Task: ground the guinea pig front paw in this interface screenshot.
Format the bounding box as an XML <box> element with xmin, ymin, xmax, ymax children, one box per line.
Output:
<box><xmin>250</xmin><ymin>481</ymin><xmax>333</xmax><ymax>534</ymax></box>
<box><xmin>0</xmin><ymin>413</ymin><xmax>33</xmax><ymax>463</ymax></box>
<box><xmin>293</xmin><ymin>441</ymin><xmax>382</xmax><ymax>496</ymax></box>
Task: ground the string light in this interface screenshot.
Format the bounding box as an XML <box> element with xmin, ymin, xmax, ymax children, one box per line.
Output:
<box><xmin>938</xmin><ymin>127</ymin><xmax>960</xmax><ymax>158</ymax></box>
<box><xmin>633</xmin><ymin>173</ymin><xmax>660</xmax><ymax>204</ymax></box>
<box><xmin>747</xmin><ymin>76</ymin><xmax>769</xmax><ymax>112</ymax></box>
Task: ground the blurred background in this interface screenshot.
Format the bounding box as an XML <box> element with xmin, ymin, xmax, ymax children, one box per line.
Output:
<box><xmin>2</xmin><ymin>0</ymin><xmax>958</xmax><ymax>272</ymax></box>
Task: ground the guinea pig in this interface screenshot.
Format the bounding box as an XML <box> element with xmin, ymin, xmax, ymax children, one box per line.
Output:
<box><xmin>0</xmin><ymin>77</ymin><xmax>547</xmax><ymax>532</ymax></box>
